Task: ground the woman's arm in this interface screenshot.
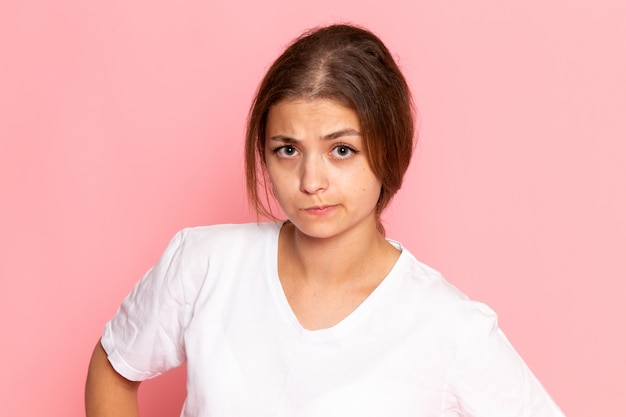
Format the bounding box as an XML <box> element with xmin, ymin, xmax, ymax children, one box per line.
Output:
<box><xmin>85</xmin><ymin>340</ymin><xmax>141</xmax><ymax>417</ymax></box>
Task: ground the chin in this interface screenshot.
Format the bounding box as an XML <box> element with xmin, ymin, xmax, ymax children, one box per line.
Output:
<box><xmin>286</xmin><ymin>218</ymin><xmax>338</xmax><ymax>239</ymax></box>
<box><xmin>294</xmin><ymin>219</ymin><xmax>376</xmax><ymax>242</ymax></box>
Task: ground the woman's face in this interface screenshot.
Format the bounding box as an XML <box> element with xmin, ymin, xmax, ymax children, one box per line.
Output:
<box><xmin>264</xmin><ymin>98</ymin><xmax>382</xmax><ymax>241</ymax></box>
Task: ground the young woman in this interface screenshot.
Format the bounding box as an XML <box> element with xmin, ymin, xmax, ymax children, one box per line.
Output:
<box><xmin>86</xmin><ymin>24</ymin><xmax>565</xmax><ymax>417</ymax></box>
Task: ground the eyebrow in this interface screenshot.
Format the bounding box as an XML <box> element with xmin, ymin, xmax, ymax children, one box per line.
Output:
<box><xmin>268</xmin><ymin>129</ymin><xmax>361</xmax><ymax>143</ymax></box>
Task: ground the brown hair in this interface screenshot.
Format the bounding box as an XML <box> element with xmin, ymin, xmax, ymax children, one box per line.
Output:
<box><xmin>245</xmin><ymin>24</ymin><xmax>416</xmax><ymax>233</ymax></box>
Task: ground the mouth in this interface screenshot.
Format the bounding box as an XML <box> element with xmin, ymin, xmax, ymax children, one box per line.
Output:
<box><xmin>302</xmin><ymin>205</ymin><xmax>338</xmax><ymax>215</ymax></box>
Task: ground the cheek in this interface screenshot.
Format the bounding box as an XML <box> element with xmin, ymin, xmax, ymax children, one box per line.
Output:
<box><xmin>359</xmin><ymin>165</ymin><xmax>382</xmax><ymax>189</ymax></box>
<box><xmin>267</xmin><ymin>168</ymin><xmax>293</xmax><ymax>199</ymax></box>
<box><xmin>347</xmin><ymin>167</ymin><xmax>382</xmax><ymax>200</ymax></box>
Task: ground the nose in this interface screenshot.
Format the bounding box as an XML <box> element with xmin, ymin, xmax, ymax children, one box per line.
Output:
<box><xmin>299</xmin><ymin>154</ymin><xmax>328</xmax><ymax>195</ymax></box>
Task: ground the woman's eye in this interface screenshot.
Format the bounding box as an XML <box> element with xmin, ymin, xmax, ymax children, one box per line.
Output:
<box><xmin>275</xmin><ymin>145</ymin><xmax>299</xmax><ymax>158</ymax></box>
<box><xmin>331</xmin><ymin>144</ymin><xmax>357</xmax><ymax>159</ymax></box>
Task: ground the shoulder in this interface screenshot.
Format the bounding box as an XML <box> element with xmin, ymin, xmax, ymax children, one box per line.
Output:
<box><xmin>391</xmin><ymin>243</ymin><xmax>468</xmax><ymax>305</ymax></box>
<box><xmin>176</xmin><ymin>221</ymin><xmax>281</xmax><ymax>250</ymax></box>
<box><xmin>148</xmin><ymin>222</ymin><xmax>280</xmax><ymax>296</ymax></box>
<box><xmin>155</xmin><ymin>222</ymin><xmax>281</xmax><ymax>274</ymax></box>
<box><xmin>390</xmin><ymin>243</ymin><xmax>499</xmax><ymax>334</ymax></box>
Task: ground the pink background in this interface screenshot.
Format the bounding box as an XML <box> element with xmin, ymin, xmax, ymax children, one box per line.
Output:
<box><xmin>1</xmin><ymin>0</ymin><xmax>625</xmax><ymax>415</ymax></box>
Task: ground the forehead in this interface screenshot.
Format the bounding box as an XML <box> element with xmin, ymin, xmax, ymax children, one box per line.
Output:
<box><xmin>266</xmin><ymin>99</ymin><xmax>361</xmax><ymax>135</ymax></box>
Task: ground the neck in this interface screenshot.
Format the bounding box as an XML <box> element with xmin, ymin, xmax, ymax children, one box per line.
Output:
<box><xmin>279</xmin><ymin>221</ymin><xmax>398</xmax><ymax>286</ymax></box>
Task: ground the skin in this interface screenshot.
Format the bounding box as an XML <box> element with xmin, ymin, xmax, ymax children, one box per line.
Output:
<box><xmin>85</xmin><ymin>341</ymin><xmax>141</xmax><ymax>417</ymax></box>
<box><xmin>265</xmin><ymin>98</ymin><xmax>400</xmax><ymax>330</ymax></box>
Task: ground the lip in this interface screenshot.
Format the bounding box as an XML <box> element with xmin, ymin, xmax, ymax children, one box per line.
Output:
<box><xmin>302</xmin><ymin>205</ymin><xmax>338</xmax><ymax>215</ymax></box>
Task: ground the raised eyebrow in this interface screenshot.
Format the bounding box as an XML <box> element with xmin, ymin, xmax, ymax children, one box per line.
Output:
<box><xmin>323</xmin><ymin>129</ymin><xmax>361</xmax><ymax>140</ymax></box>
<box><xmin>268</xmin><ymin>135</ymin><xmax>299</xmax><ymax>144</ymax></box>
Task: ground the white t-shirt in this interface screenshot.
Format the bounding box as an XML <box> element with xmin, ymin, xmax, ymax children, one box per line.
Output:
<box><xmin>102</xmin><ymin>222</ymin><xmax>564</xmax><ymax>417</ymax></box>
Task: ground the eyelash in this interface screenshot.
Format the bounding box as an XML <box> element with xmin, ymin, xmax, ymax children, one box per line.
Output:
<box><xmin>271</xmin><ymin>143</ymin><xmax>358</xmax><ymax>159</ymax></box>
<box><xmin>272</xmin><ymin>145</ymin><xmax>299</xmax><ymax>158</ymax></box>
<box><xmin>330</xmin><ymin>143</ymin><xmax>358</xmax><ymax>159</ymax></box>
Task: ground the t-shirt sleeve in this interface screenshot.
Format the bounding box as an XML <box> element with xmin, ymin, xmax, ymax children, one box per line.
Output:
<box><xmin>447</xmin><ymin>304</ymin><xmax>565</xmax><ymax>417</ymax></box>
<box><xmin>101</xmin><ymin>230</ymin><xmax>191</xmax><ymax>381</ymax></box>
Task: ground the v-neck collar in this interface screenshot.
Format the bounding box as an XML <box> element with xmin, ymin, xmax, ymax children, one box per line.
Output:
<box><xmin>264</xmin><ymin>221</ymin><xmax>407</xmax><ymax>342</ymax></box>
